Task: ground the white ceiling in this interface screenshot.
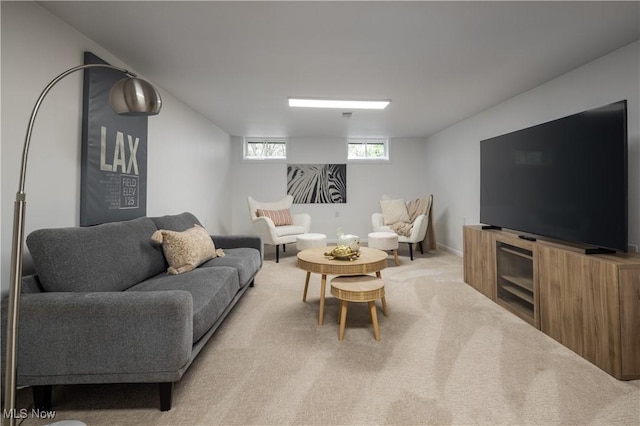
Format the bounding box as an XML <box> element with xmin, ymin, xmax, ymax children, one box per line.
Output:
<box><xmin>40</xmin><ymin>1</ymin><xmax>639</xmax><ymax>139</ymax></box>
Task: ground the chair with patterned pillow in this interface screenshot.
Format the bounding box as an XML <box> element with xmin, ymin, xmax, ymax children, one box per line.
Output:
<box><xmin>248</xmin><ymin>195</ymin><xmax>311</xmax><ymax>262</ymax></box>
<box><xmin>371</xmin><ymin>194</ymin><xmax>437</xmax><ymax>260</ymax></box>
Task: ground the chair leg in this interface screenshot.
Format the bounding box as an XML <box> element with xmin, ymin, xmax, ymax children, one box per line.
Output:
<box><xmin>276</xmin><ymin>245</ymin><xmax>280</xmax><ymax>263</ymax></box>
<box><xmin>419</xmin><ymin>241</ymin><xmax>424</xmax><ymax>254</ymax></box>
<box><xmin>408</xmin><ymin>243</ymin><xmax>414</xmax><ymax>260</ymax></box>
<box><xmin>282</xmin><ymin>243</ymin><xmax>286</xmax><ymax>253</ymax></box>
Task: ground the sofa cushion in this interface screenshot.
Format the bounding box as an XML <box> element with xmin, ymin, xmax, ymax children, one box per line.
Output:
<box><xmin>26</xmin><ymin>217</ymin><xmax>165</xmax><ymax>293</ymax></box>
<box><xmin>152</xmin><ymin>225</ymin><xmax>216</xmax><ymax>275</ymax></box>
<box><xmin>151</xmin><ymin>212</ymin><xmax>202</xmax><ymax>232</ymax></box>
<box><xmin>128</xmin><ymin>266</ymin><xmax>239</xmax><ymax>342</ymax></box>
<box><xmin>200</xmin><ymin>247</ymin><xmax>261</xmax><ymax>287</ymax></box>
<box><xmin>274</xmin><ymin>225</ymin><xmax>307</xmax><ymax>237</ymax></box>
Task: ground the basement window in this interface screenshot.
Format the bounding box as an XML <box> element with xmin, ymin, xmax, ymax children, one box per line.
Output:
<box><xmin>347</xmin><ymin>137</ymin><xmax>389</xmax><ymax>161</ymax></box>
<box><xmin>244</xmin><ymin>137</ymin><xmax>287</xmax><ymax>160</ymax></box>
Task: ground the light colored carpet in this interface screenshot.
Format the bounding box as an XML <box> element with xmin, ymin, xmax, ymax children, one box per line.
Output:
<box><xmin>15</xmin><ymin>248</ymin><xmax>640</xmax><ymax>425</ymax></box>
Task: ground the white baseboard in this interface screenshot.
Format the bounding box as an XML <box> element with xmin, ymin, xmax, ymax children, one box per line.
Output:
<box><xmin>437</xmin><ymin>243</ymin><xmax>462</xmax><ymax>257</ymax></box>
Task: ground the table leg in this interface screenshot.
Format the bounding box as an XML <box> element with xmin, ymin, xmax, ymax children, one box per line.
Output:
<box><xmin>318</xmin><ymin>274</ymin><xmax>327</xmax><ymax>325</ymax></box>
<box><xmin>339</xmin><ymin>300</ymin><xmax>348</xmax><ymax>341</ymax></box>
<box><xmin>381</xmin><ymin>296</ymin><xmax>388</xmax><ymax>316</ymax></box>
<box><xmin>302</xmin><ymin>272</ymin><xmax>311</xmax><ymax>302</ymax></box>
<box><xmin>376</xmin><ymin>271</ymin><xmax>382</xmax><ymax>278</ymax></box>
<box><xmin>393</xmin><ymin>249</ymin><xmax>399</xmax><ymax>266</ymax></box>
<box><xmin>369</xmin><ymin>301</ymin><xmax>380</xmax><ymax>341</ymax></box>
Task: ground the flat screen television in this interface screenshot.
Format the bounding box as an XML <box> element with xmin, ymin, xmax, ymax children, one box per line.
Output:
<box><xmin>480</xmin><ymin>100</ymin><xmax>628</xmax><ymax>252</ymax></box>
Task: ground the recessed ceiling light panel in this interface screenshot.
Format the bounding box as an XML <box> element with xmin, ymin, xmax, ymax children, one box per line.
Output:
<box><xmin>288</xmin><ymin>98</ymin><xmax>390</xmax><ymax>110</ymax></box>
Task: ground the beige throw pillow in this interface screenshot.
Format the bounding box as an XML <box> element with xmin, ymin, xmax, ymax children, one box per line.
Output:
<box><xmin>380</xmin><ymin>198</ymin><xmax>410</xmax><ymax>225</ymax></box>
<box><xmin>151</xmin><ymin>224</ymin><xmax>216</xmax><ymax>275</ymax></box>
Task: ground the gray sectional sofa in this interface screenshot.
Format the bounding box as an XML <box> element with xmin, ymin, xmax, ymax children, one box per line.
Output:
<box><xmin>5</xmin><ymin>212</ymin><xmax>261</xmax><ymax>411</ymax></box>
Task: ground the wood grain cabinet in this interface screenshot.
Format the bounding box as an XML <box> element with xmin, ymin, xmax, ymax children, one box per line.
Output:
<box><xmin>462</xmin><ymin>226</ymin><xmax>496</xmax><ymax>301</ymax></box>
<box><xmin>462</xmin><ymin>225</ymin><xmax>640</xmax><ymax>380</ymax></box>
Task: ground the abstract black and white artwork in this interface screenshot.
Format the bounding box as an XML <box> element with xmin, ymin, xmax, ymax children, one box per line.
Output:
<box><xmin>287</xmin><ymin>164</ymin><xmax>347</xmax><ymax>204</ymax></box>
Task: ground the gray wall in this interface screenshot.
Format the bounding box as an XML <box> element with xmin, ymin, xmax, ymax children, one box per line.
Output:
<box><xmin>231</xmin><ymin>137</ymin><xmax>430</xmax><ymax>242</ymax></box>
<box><xmin>424</xmin><ymin>41</ymin><xmax>640</xmax><ymax>255</ymax></box>
<box><xmin>1</xmin><ymin>2</ymin><xmax>233</xmax><ymax>290</ymax></box>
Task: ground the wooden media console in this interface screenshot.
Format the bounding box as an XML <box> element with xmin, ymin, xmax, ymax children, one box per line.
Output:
<box><xmin>463</xmin><ymin>225</ymin><xmax>640</xmax><ymax>380</ymax></box>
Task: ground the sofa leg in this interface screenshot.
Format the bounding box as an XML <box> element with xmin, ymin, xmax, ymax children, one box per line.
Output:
<box><xmin>408</xmin><ymin>243</ymin><xmax>414</xmax><ymax>260</ymax></box>
<box><xmin>282</xmin><ymin>243</ymin><xmax>286</xmax><ymax>253</ymax></box>
<box><xmin>159</xmin><ymin>382</ymin><xmax>173</xmax><ymax>411</ymax></box>
<box><xmin>275</xmin><ymin>245</ymin><xmax>280</xmax><ymax>263</ymax></box>
<box><xmin>32</xmin><ymin>385</ymin><xmax>52</xmax><ymax>411</ymax></box>
<box><xmin>250</xmin><ymin>279</ymin><xmax>255</xmax><ymax>288</ymax></box>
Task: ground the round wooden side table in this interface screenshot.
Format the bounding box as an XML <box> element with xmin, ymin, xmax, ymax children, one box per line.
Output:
<box><xmin>330</xmin><ymin>275</ymin><xmax>387</xmax><ymax>341</ymax></box>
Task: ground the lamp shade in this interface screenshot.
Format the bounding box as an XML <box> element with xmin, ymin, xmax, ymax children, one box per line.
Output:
<box><xmin>109</xmin><ymin>77</ymin><xmax>162</xmax><ymax>116</ymax></box>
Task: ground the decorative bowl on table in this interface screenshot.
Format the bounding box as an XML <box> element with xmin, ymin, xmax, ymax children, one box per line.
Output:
<box><xmin>324</xmin><ymin>245</ymin><xmax>361</xmax><ymax>261</ymax></box>
<box><xmin>337</xmin><ymin>233</ymin><xmax>360</xmax><ymax>252</ymax></box>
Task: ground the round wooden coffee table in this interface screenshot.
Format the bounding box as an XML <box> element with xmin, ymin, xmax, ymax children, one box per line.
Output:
<box><xmin>296</xmin><ymin>246</ymin><xmax>388</xmax><ymax>325</ymax></box>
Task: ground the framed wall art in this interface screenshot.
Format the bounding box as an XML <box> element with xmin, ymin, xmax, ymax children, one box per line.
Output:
<box><xmin>287</xmin><ymin>163</ymin><xmax>347</xmax><ymax>204</ymax></box>
<box><xmin>80</xmin><ymin>52</ymin><xmax>149</xmax><ymax>226</ymax></box>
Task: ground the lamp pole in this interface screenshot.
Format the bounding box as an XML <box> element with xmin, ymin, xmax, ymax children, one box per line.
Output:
<box><xmin>3</xmin><ymin>63</ymin><xmax>161</xmax><ymax>426</ymax></box>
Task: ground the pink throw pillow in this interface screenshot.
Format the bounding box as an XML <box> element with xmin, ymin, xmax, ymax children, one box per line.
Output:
<box><xmin>256</xmin><ymin>208</ymin><xmax>293</xmax><ymax>226</ymax></box>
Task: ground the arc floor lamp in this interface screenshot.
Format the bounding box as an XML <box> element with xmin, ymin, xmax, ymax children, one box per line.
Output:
<box><xmin>3</xmin><ymin>63</ymin><xmax>162</xmax><ymax>426</ymax></box>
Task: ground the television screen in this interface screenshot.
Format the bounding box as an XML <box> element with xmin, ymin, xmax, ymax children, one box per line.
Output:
<box><xmin>480</xmin><ymin>100</ymin><xmax>628</xmax><ymax>252</ymax></box>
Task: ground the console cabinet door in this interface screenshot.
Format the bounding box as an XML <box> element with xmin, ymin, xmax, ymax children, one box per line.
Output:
<box><xmin>463</xmin><ymin>226</ymin><xmax>496</xmax><ymax>300</ymax></box>
<box><xmin>619</xmin><ymin>269</ymin><xmax>640</xmax><ymax>379</ymax></box>
<box><xmin>538</xmin><ymin>245</ymin><xmax>621</xmax><ymax>378</ymax></box>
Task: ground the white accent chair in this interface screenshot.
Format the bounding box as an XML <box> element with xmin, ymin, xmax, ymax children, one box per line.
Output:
<box><xmin>371</xmin><ymin>194</ymin><xmax>437</xmax><ymax>260</ymax></box>
<box><xmin>248</xmin><ymin>195</ymin><xmax>311</xmax><ymax>262</ymax></box>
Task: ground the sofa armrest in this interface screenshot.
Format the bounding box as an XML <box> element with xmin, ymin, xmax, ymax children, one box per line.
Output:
<box><xmin>11</xmin><ymin>291</ymin><xmax>193</xmax><ymax>380</ymax></box>
<box><xmin>371</xmin><ymin>213</ymin><xmax>385</xmax><ymax>230</ymax></box>
<box><xmin>409</xmin><ymin>214</ymin><xmax>429</xmax><ymax>241</ymax></box>
<box><xmin>292</xmin><ymin>213</ymin><xmax>311</xmax><ymax>233</ymax></box>
<box><xmin>212</xmin><ymin>234</ymin><xmax>262</xmax><ymax>254</ymax></box>
<box><xmin>250</xmin><ymin>216</ymin><xmax>278</xmax><ymax>245</ymax></box>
